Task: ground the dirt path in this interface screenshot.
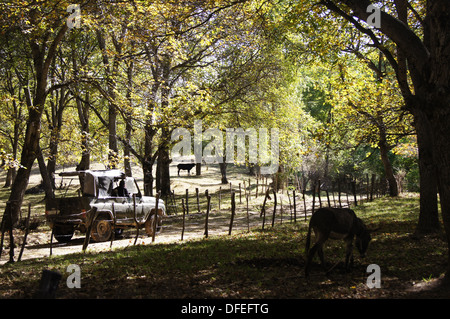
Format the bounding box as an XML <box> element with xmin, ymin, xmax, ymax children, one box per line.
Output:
<box><xmin>1</xmin><ymin>206</ymin><xmax>307</xmax><ymax>265</ymax></box>
<box><xmin>1</xmin><ymin>163</ymin><xmax>358</xmax><ymax>265</ymax></box>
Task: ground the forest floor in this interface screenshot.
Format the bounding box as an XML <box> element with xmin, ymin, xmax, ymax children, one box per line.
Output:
<box><xmin>0</xmin><ymin>164</ymin><xmax>449</xmax><ymax>300</ymax></box>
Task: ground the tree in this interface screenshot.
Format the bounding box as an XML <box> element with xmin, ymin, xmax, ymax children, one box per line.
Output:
<box><xmin>329</xmin><ymin>53</ymin><xmax>415</xmax><ymax>197</ymax></box>
<box><xmin>315</xmin><ymin>0</ymin><xmax>450</xmax><ymax>275</ymax></box>
<box><xmin>0</xmin><ymin>1</ymin><xmax>71</xmax><ymax>233</ymax></box>
<box><xmin>0</xmin><ymin>51</ymin><xmax>27</xmax><ymax>188</ymax></box>
<box><xmin>277</xmin><ymin>0</ymin><xmax>440</xmax><ymax>234</ymax></box>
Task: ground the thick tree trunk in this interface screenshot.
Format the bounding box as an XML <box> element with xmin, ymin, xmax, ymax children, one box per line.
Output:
<box><xmin>157</xmin><ymin>146</ymin><xmax>171</xmax><ymax>198</ymax></box>
<box><xmin>411</xmin><ymin>108</ymin><xmax>440</xmax><ymax>234</ymax></box>
<box><xmin>3</xmin><ymin>106</ymin><xmax>43</xmax><ymax>228</ymax></box>
<box><xmin>431</xmin><ymin>108</ymin><xmax>450</xmax><ymax>277</ymax></box>
<box><xmin>142</xmin><ymin>158</ymin><xmax>154</xmax><ymax>196</ymax></box>
<box><xmin>156</xmin><ymin>126</ymin><xmax>172</xmax><ymax>198</ymax></box>
<box><xmin>424</xmin><ymin>0</ymin><xmax>450</xmax><ymax>277</ymax></box>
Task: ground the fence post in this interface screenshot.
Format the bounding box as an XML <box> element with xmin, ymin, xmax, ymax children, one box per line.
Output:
<box><xmin>312</xmin><ymin>183</ymin><xmax>316</xmax><ymax>215</ymax></box>
<box><xmin>351</xmin><ymin>181</ymin><xmax>357</xmax><ymax>206</ymax></box>
<box><xmin>239</xmin><ymin>183</ymin><xmax>242</xmax><ymax>204</ymax></box>
<box><xmin>133</xmin><ymin>194</ymin><xmax>140</xmax><ymax>245</ymax></box>
<box><xmin>293</xmin><ymin>190</ymin><xmax>297</xmax><ymax>223</ymax></box>
<box><xmin>303</xmin><ymin>189</ymin><xmax>307</xmax><ymax>221</ymax></box>
<box><xmin>370</xmin><ymin>174</ymin><xmax>376</xmax><ymax>201</ymax></box>
<box><xmin>271</xmin><ymin>189</ymin><xmax>277</xmax><ymax>227</ymax></box>
<box><xmin>219</xmin><ymin>186</ymin><xmax>222</xmax><ymax>212</ymax></box>
<box><xmin>246</xmin><ymin>194</ymin><xmax>250</xmax><ymax>232</ymax></box>
<box><xmin>18</xmin><ymin>203</ymin><xmax>32</xmax><ymax>262</ymax></box>
<box><xmin>152</xmin><ymin>191</ymin><xmax>160</xmax><ymax>243</ymax></box>
<box><xmin>256</xmin><ymin>178</ymin><xmax>259</xmax><ymax>198</ymax></box>
<box><xmin>204</xmin><ymin>193</ymin><xmax>211</xmax><ymax>238</ymax></box>
<box><xmin>287</xmin><ymin>190</ymin><xmax>292</xmax><ymax>222</ymax></box>
<box><xmin>346</xmin><ymin>183</ymin><xmax>350</xmax><ymax>207</ymax></box>
<box><xmin>110</xmin><ymin>203</ymin><xmax>116</xmax><ymax>248</ymax></box>
<box><xmin>229</xmin><ymin>191</ymin><xmax>236</xmax><ymax>235</ymax></box>
<box><xmin>260</xmin><ymin>188</ymin><xmax>270</xmax><ymax>230</ymax></box>
<box><xmin>318</xmin><ymin>180</ymin><xmax>322</xmax><ymax>208</ymax></box>
<box><xmin>185</xmin><ymin>189</ymin><xmax>189</xmax><ymax>215</ymax></box>
<box><xmin>82</xmin><ymin>207</ymin><xmax>98</xmax><ymax>253</ymax></box>
<box><xmin>181</xmin><ymin>199</ymin><xmax>186</xmax><ymax>241</ymax></box>
<box><xmin>326</xmin><ymin>190</ymin><xmax>331</xmax><ymax>207</ymax></box>
<box><xmin>196</xmin><ymin>188</ymin><xmax>200</xmax><ymax>213</ymax></box>
<box><xmin>280</xmin><ymin>193</ymin><xmax>284</xmax><ymax>225</ymax></box>
<box><xmin>338</xmin><ymin>179</ymin><xmax>342</xmax><ymax>208</ymax></box>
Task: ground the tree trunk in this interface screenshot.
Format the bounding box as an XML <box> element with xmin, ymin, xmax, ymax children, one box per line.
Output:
<box><xmin>37</xmin><ymin>146</ymin><xmax>54</xmax><ymax>199</ymax></box>
<box><xmin>143</xmin><ymin>110</ymin><xmax>157</xmax><ymax>196</ymax></box>
<box><xmin>219</xmin><ymin>162</ymin><xmax>228</xmax><ymax>184</ymax></box>
<box><xmin>156</xmin><ymin>127</ymin><xmax>172</xmax><ymax>198</ymax></box>
<box><xmin>76</xmin><ymin>92</ymin><xmax>90</xmax><ymax>172</ymax></box>
<box><xmin>431</xmin><ymin>106</ymin><xmax>450</xmax><ymax>277</ymax></box>
<box><xmin>412</xmin><ymin>108</ymin><xmax>440</xmax><ymax>235</ymax></box>
<box><xmin>157</xmin><ymin>146</ymin><xmax>171</xmax><ymax>198</ymax></box>
<box><xmin>3</xmin><ymin>103</ymin><xmax>44</xmax><ymax>228</ymax></box>
<box><xmin>378</xmin><ymin>129</ymin><xmax>398</xmax><ymax>197</ymax></box>
<box><xmin>124</xmin><ymin>60</ymin><xmax>134</xmax><ymax>177</ymax></box>
<box><xmin>4</xmin><ymin>98</ymin><xmax>21</xmax><ymax>188</ymax></box>
<box><xmin>46</xmin><ymin>90</ymin><xmax>66</xmax><ymax>189</ymax></box>
<box><xmin>96</xmin><ymin>29</ymin><xmax>119</xmax><ymax>168</ymax></box>
<box><xmin>142</xmin><ymin>158</ymin><xmax>154</xmax><ymax>196</ymax></box>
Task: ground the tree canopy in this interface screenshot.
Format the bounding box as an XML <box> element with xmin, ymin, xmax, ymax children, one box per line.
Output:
<box><xmin>2</xmin><ymin>0</ymin><xmax>450</xmax><ymax>280</ymax></box>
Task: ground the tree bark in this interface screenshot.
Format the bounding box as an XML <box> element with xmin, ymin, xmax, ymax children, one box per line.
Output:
<box><xmin>37</xmin><ymin>146</ymin><xmax>54</xmax><ymax>199</ymax></box>
<box><xmin>4</xmin><ymin>96</ymin><xmax>46</xmax><ymax>228</ymax></box>
<box><xmin>75</xmin><ymin>92</ymin><xmax>91</xmax><ymax>172</ymax></box>
<box><xmin>219</xmin><ymin>162</ymin><xmax>228</xmax><ymax>184</ymax></box>
<box><xmin>412</xmin><ymin>108</ymin><xmax>440</xmax><ymax>234</ymax></box>
<box><xmin>156</xmin><ymin>143</ymin><xmax>172</xmax><ymax>198</ymax></box>
<box><xmin>378</xmin><ymin>129</ymin><xmax>398</xmax><ymax>197</ymax></box>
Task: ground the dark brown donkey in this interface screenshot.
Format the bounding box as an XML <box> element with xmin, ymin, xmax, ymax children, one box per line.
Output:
<box><xmin>305</xmin><ymin>207</ymin><xmax>372</xmax><ymax>277</ymax></box>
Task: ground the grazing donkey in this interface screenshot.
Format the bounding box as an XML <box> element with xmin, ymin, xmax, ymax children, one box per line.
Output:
<box><xmin>305</xmin><ymin>207</ymin><xmax>372</xmax><ymax>277</ymax></box>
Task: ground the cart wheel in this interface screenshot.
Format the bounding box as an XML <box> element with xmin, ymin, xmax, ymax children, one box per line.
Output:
<box><xmin>145</xmin><ymin>212</ymin><xmax>162</xmax><ymax>237</ymax></box>
<box><xmin>90</xmin><ymin>216</ymin><xmax>112</xmax><ymax>242</ymax></box>
<box><xmin>53</xmin><ymin>224</ymin><xmax>75</xmax><ymax>243</ymax></box>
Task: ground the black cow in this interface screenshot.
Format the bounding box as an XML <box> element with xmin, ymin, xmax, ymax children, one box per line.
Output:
<box><xmin>177</xmin><ymin>163</ymin><xmax>196</xmax><ymax>176</ymax></box>
<box><xmin>305</xmin><ymin>207</ymin><xmax>372</xmax><ymax>277</ymax></box>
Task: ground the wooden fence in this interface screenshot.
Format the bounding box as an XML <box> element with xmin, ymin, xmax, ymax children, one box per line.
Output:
<box><xmin>170</xmin><ymin>173</ymin><xmax>386</xmax><ymax>241</ymax></box>
<box><xmin>0</xmin><ymin>173</ymin><xmax>387</xmax><ymax>263</ymax></box>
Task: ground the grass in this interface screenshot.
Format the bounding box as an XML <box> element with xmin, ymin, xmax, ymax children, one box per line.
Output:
<box><xmin>1</xmin><ymin>193</ymin><xmax>449</xmax><ymax>299</ymax></box>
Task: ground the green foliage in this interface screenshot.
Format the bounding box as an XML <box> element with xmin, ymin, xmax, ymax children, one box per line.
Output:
<box><xmin>0</xmin><ymin>0</ymin><xmax>420</xmax><ymax>196</ymax></box>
